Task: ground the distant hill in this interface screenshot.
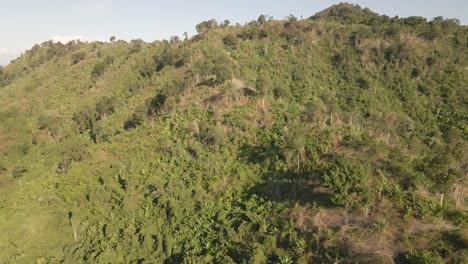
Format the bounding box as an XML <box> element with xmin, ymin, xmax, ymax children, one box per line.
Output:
<box><xmin>0</xmin><ymin>3</ymin><xmax>466</xmax><ymax>263</ymax></box>
<box><xmin>310</xmin><ymin>2</ymin><xmax>381</xmax><ymax>22</ymax></box>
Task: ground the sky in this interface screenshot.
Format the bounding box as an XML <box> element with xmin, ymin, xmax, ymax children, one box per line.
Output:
<box><xmin>0</xmin><ymin>0</ymin><xmax>467</xmax><ymax>65</ymax></box>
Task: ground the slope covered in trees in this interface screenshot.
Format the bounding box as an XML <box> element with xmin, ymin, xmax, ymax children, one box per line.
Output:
<box><xmin>0</xmin><ymin>3</ymin><xmax>467</xmax><ymax>263</ymax></box>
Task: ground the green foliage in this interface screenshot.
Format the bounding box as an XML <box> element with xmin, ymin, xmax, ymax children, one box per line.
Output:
<box><xmin>129</xmin><ymin>39</ymin><xmax>143</xmax><ymax>53</ymax></box>
<box><xmin>223</xmin><ymin>34</ymin><xmax>238</xmax><ymax>47</ymax></box>
<box><xmin>213</xmin><ymin>63</ymin><xmax>233</xmax><ymax>85</ymax></box>
<box><xmin>37</xmin><ymin>113</ymin><xmax>62</xmax><ymax>137</ymax></box>
<box><xmin>57</xmin><ymin>137</ymin><xmax>89</xmax><ymax>174</ymax></box>
<box><xmin>71</xmin><ymin>50</ymin><xmax>86</xmax><ymax>64</ymax></box>
<box><xmin>147</xmin><ymin>93</ymin><xmax>167</xmax><ymax>116</ymax></box>
<box><xmin>152</xmin><ymin>44</ymin><xmax>182</xmax><ymax>72</ymax></box>
<box><xmin>124</xmin><ymin>106</ymin><xmax>146</xmax><ymax>130</ymax></box>
<box><xmin>196</xmin><ymin>19</ymin><xmax>218</xmax><ymax>34</ymax></box>
<box><xmin>257</xmin><ymin>15</ymin><xmax>267</xmax><ymax>24</ymax></box>
<box><xmin>91</xmin><ymin>61</ymin><xmax>108</xmax><ymax>79</ymax></box>
<box><xmin>0</xmin><ymin>5</ymin><xmax>466</xmax><ymax>263</ymax></box>
<box><xmin>72</xmin><ymin>107</ymin><xmax>95</xmax><ymax>134</ymax></box>
<box><xmin>256</xmin><ymin>69</ymin><xmax>272</xmax><ymax>98</ymax></box>
<box><xmin>281</xmin><ymin>124</ymin><xmax>306</xmax><ymax>171</ymax></box>
<box><xmin>405</xmin><ymin>250</ymin><xmax>444</xmax><ymax>264</ymax></box>
<box><xmin>0</xmin><ymin>67</ymin><xmax>8</xmax><ymax>87</ymax></box>
<box><xmin>95</xmin><ymin>96</ymin><xmax>116</xmax><ymax>119</ymax></box>
<box><xmin>310</xmin><ymin>3</ymin><xmax>380</xmax><ymax>24</ymax></box>
<box><xmin>322</xmin><ymin>154</ymin><xmax>369</xmax><ymax>206</ymax></box>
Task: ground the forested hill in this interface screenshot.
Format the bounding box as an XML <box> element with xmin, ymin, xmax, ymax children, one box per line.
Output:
<box><xmin>0</xmin><ymin>3</ymin><xmax>467</xmax><ymax>263</ymax></box>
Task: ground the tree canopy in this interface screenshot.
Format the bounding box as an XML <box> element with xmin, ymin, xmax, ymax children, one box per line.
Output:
<box><xmin>0</xmin><ymin>4</ymin><xmax>466</xmax><ymax>263</ymax></box>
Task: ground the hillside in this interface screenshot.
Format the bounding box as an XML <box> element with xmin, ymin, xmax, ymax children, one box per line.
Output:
<box><xmin>0</xmin><ymin>3</ymin><xmax>467</xmax><ymax>263</ymax></box>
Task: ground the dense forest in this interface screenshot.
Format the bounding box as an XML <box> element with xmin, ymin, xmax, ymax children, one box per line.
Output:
<box><xmin>0</xmin><ymin>3</ymin><xmax>467</xmax><ymax>263</ymax></box>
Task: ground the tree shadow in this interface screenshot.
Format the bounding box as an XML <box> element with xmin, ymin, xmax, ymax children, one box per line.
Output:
<box><xmin>202</xmin><ymin>86</ymin><xmax>257</xmax><ymax>105</ymax></box>
<box><xmin>239</xmin><ymin>144</ymin><xmax>335</xmax><ymax>208</ymax></box>
<box><xmin>240</xmin><ymin>87</ymin><xmax>257</xmax><ymax>97</ymax></box>
<box><xmin>197</xmin><ymin>78</ymin><xmax>216</xmax><ymax>87</ymax></box>
<box><xmin>248</xmin><ymin>175</ymin><xmax>335</xmax><ymax>207</ymax></box>
<box><xmin>203</xmin><ymin>92</ymin><xmax>224</xmax><ymax>104</ymax></box>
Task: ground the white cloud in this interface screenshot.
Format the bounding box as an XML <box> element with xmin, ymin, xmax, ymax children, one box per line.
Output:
<box><xmin>49</xmin><ymin>35</ymin><xmax>105</xmax><ymax>43</ymax></box>
<box><xmin>0</xmin><ymin>48</ymin><xmax>23</xmax><ymax>66</ymax></box>
<box><xmin>50</xmin><ymin>35</ymin><xmax>85</xmax><ymax>43</ymax></box>
<box><xmin>0</xmin><ymin>48</ymin><xmax>22</xmax><ymax>56</ymax></box>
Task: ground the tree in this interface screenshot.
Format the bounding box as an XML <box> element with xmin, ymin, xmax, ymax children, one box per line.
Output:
<box><xmin>37</xmin><ymin>113</ymin><xmax>62</xmax><ymax>137</ymax></box>
<box><xmin>196</xmin><ymin>19</ymin><xmax>218</xmax><ymax>34</ymax></box>
<box><xmin>57</xmin><ymin>137</ymin><xmax>90</xmax><ymax>174</ymax></box>
<box><xmin>124</xmin><ymin>105</ymin><xmax>146</xmax><ymax>130</ymax></box>
<box><xmin>287</xmin><ymin>14</ymin><xmax>298</xmax><ymax>23</ymax></box>
<box><xmin>405</xmin><ymin>250</ymin><xmax>444</xmax><ymax>264</ymax></box>
<box><xmin>221</xmin><ymin>19</ymin><xmax>231</xmax><ymax>27</ymax></box>
<box><xmin>153</xmin><ymin>46</ymin><xmax>176</xmax><ymax>72</ymax></box>
<box><xmin>402</xmin><ymin>16</ymin><xmax>427</xmax><ymax>26</ymax></box>
<box><xmin>170</xmin><ymin>36</ymin><xmax>180</xmax><ymax>44</ymax></box>
<box><xmin>257</xmin><ymin>15</ymin><xmax>267</xmax><ymax>24</ymax></box>
<box><xmin>71</xmin><ymin>51</ymin><xmax>86</xmax><ymax>65</ymax></box>
<box><xmin>91</xmin><ymin>61</ymin><xmax>107</xmax><ymax>80</ymax></box>
<box><xmin>322</xmin><ymin>154</ymin><xmax>368</xmax><ymax>206</ymax></box>
<box><xmin>95</xmin><ymin>96</ymin><xmax>116</xmax><ymax>120</ymax></box>
<box><xmin>110</xmin><ymin>36</ymin><xmax>116</xmax><ymax>42</ymax></box>
<box><xmin>282</xmin><ymin>125</ymin><xmax>307</xmax><ymax>172</ymax></box>
<box><xmin>147</xmin><ymin>93</ymin><xmax>167</xmax><ymax>116</ymax></box>
<box><xmin>222</xmin><ymin>34</ymin><xmax>238</xmax><ymax>47</ymax></box>
<box><xmin>73</xmin><ymin>107</ymin><xmax>95</xmax><ymax>134</ymax></box>
<box><xmin>130</xmin><ymin>39</ymin><xmax>143</xmax><ymax>53</ymax></box>
<box><xmin>213</xmin><ymin>63</ymin><xmax>233</xmax><ymax>85</ymax></box>
<box><xmin>431</xmin><ymin>16</ymin><xmax>444</xmax><ymax>24</ymax></box>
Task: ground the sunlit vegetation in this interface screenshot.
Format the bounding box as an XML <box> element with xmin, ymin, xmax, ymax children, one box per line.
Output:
<box><xmin>0</xmin><ymin>3</ymin><xmax>466</xmax><ymax>263</ymax></box>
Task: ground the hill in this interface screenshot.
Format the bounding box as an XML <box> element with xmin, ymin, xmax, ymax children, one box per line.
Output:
<box><xmin>0</xmin><ymin>3</ymin><xmax>467</xmax><ymax>263</ymax></box>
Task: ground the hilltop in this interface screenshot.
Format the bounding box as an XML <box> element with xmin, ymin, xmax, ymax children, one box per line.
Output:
<box><xmin>0</xmin><ymin>3</ymin><xmax>467</xmax><ymax>263</ymax></box>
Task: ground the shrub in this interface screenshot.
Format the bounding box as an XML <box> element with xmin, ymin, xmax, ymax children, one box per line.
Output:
<box><xmin>223</xmin><ymin>34</ymin><xmax>238</xmax><ymax>47</ymax></box>
<box><xmin>405</xmin><ymin>250</ymin><xmax>444</xmax><ymax>264</ymax></box>
<box><xmin>71</xmin><ymin>51</ymin><xmax>86</xmax><ymax>64</ymax></box>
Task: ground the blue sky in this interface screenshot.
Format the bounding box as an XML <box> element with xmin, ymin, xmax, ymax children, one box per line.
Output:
<box><xmin>1</xmin><ymin>0</ymin><xmax>467</xmax><ymax>65</ymax></box>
